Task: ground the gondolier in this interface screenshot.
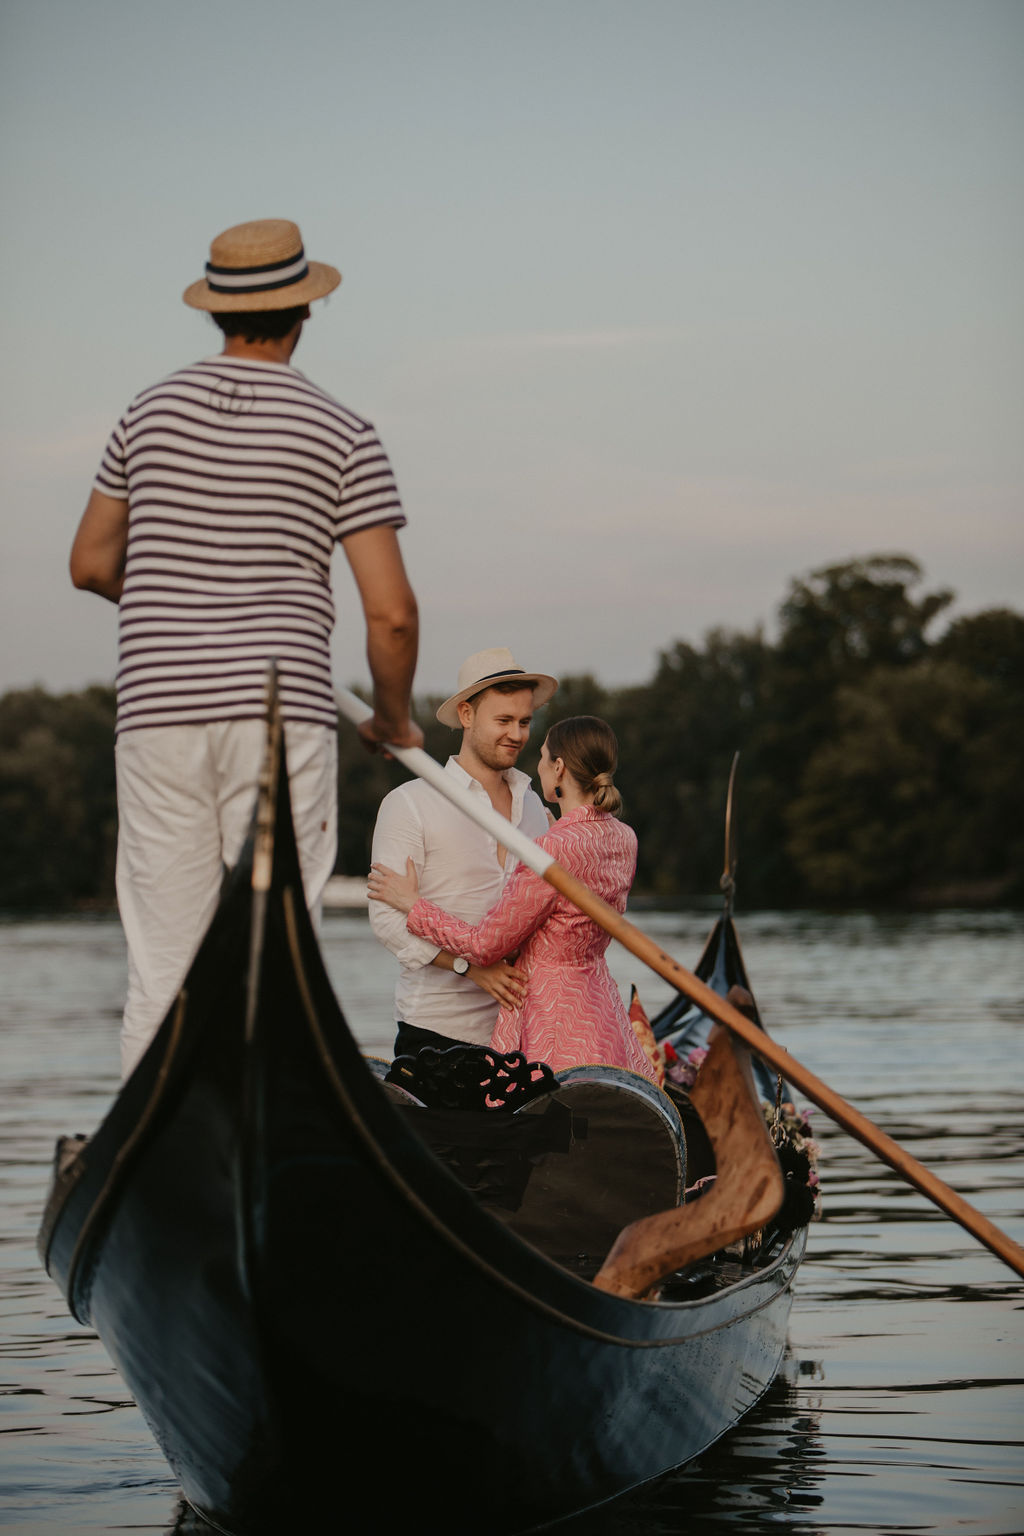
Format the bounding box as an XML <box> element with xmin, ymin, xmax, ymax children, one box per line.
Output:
<box><xmin>69</xmin><ymin>217</ymin><xmax>422</xmax><ymax>1079</ymax></box>
<box><xmin>369</xmin><ymin>647</ymin><xmax>556</xmax><ymax>1056</ymax></box>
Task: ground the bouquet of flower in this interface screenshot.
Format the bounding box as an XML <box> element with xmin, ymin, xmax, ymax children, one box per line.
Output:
<box><xmin>765</xmin><ymin>1099</ymin><xmax>822</xmax><ymax>1226</ymax></box>
<box><xmin>660</xmin><ymin>1040</ymin><xmax>708</xmax><ymax>1089</ymax></box>
<box><xmin>659</xmin><ymin>1037</ymin><xmax>822</xmax><ymax>1229</ymax></box>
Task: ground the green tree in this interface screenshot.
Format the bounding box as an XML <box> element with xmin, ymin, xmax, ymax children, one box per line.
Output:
<box><xmin>4</xmin><ymin>561</ymin><xmax>1020</xmax><ymax>912</ymax></box>
<box><xmin>933</xmin><ymin>608</ymin><xmax>1024</xmax><ymax>694</ymax></box>
<box><xmin>612</xmin><ymin>630</ymin><xmax>776</xmax><ymax>900</ymax></box>
<box><xmin>741</xmin><ymin>554</ymin><xmax>957</xmax><ymax>901</ymax></box>
<box><xmin>0</xmin><ymin>687</ymin><xmax>117</xmax><ymax>909</ymax></box>
<box><xmin>785</xmin><ymin>660</ymin><xmax>1023</xmax><ymax>901</ymax></box>
<box><xmin>777</xmin><ymin>553</ymin><xmax>953</xmax><ymax>679</ymax></box>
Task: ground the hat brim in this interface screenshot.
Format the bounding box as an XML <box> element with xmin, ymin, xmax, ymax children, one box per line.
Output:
<box><xmin>436</xmin><ymin>672</ymin><xmax>559</xmax><ymax>728</ymax></box>
<box><xmin>183</xmin><ymin>260</ymin><xmax>341</xmax><ymax>312</ymax></box>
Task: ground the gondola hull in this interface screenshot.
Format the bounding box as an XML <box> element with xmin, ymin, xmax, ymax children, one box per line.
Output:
<box><xmin>39</xmin><ymin>727</ymin><xmax>805</xmax><ymax>1534</ymax></box>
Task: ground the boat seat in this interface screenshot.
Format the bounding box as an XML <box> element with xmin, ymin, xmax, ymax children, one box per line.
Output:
<box><xmin>493</xmin><ymin>1068</ymin><xmax>685</xmax><ymax>1275</ymax></box>
<box><xmin>365</xmin><ymin>1055</ymin><xmax>686</xmax><ymax>1278</ymax></box>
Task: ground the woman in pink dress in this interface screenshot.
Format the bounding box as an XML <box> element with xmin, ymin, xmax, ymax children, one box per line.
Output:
<box><xmin>367</xmin><ymin>716</ymin><xmax>656</xmax><ymax>1081</ymax></box>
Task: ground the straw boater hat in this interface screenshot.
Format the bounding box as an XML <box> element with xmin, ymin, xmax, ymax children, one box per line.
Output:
<box><xmin>183</xmin><ymin>219</ymin><xmax>341</xmax><ymax>312</ymax></box>
<box><xmin>436</xmin><ymin>648</ymin><xmax>558</xmax><ymax>728</ymax></box>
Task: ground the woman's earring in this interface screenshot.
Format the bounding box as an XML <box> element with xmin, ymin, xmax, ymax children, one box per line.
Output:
<box><xmin>554</xmin><ymin>785</ymin><xmax>562</xmax><ymax>799</ymax></box>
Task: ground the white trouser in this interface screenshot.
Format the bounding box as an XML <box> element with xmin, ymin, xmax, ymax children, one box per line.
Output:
<box><xmin>115</xmin><ymin>720</ymin><xmax>337</xmax><ymax>1080</ymax></box>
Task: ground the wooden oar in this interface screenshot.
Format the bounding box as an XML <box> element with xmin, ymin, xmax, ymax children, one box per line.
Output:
<box><xmin>336</xmin><ymin>688</ymin><xmax>1024</xmax><ymax>1280</ymax></box>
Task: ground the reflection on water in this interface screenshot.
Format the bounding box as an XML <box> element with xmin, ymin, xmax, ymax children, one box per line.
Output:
<box><xmin>1</xmin><ymin>908</ymin><xmax>1022</xmax><ymax>1534</ymax></box>
<box><xmin>556</xmin><ymin>1354</ymin><xmax>830</xmax><ymax>1535</ymax></box>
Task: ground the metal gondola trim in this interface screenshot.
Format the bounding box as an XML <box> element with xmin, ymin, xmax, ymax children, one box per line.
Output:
<box><xmin>59</xmin><ymin>990</ymin><xmax>190</xmax><ymax>1321</ymax></box>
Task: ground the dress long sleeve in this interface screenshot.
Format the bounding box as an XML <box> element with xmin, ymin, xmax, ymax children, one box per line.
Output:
<box><xmin>408</xmin><ymin>861</ymin><xmax>558</xmax><ymax>966</ymax></box>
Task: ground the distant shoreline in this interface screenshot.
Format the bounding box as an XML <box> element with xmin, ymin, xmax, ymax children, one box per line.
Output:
<box><xmin>3</xmin><ymin>882</ymin><xmax>1020</xmax><ymax>922</ymax></box>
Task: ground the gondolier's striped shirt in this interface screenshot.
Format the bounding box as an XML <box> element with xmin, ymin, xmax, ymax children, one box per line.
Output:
<box><xmin>94</xmin><ymin>355</ymin><xmax>406</xmax><ymax>735</ymax></box>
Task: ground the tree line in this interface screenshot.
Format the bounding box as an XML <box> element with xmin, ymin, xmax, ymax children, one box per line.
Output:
<box><xmin>2</xmin><ymin>555</ymin><xmax>1021</xmax><ymax>913</ymax></box>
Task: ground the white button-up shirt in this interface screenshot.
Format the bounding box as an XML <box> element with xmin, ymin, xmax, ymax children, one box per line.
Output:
<box><xmin>369</xmin><ymin>757</ymin><xmax>549</xmax><ymax>1044</ymax></box>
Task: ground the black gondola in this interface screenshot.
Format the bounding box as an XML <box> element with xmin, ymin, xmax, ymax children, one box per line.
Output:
<box><xmin>38</xmin><ymin>703</ymin><xmax>808</xmax><ymax>1535</ymax></box>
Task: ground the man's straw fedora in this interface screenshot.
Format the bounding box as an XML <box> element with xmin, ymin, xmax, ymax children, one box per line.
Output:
<box><xmin>436</xmin><ymin>648</ymin><xmax>559</xmax><ymax>728</ymax></box>
<box><xmin>183</xmin><ymin>219</ymin><xmax>341</xmax><ymax>313</ymax></box>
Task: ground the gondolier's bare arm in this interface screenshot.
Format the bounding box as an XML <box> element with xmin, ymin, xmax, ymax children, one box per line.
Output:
<box><xmin>342</xmin><ymin>526</ymin><xmax>422</xmax><ymax>752</ymax></box>
<box><xmin>70</xmin><ymin>490</ymin><xmax>129</xmax><ymax>603</ymax></box>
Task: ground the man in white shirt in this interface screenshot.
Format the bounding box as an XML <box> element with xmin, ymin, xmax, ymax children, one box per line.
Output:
<box><xmin>369</xmin><ymin>648</ymin><xmax>557</xmax><ymax>1057</ymax></box>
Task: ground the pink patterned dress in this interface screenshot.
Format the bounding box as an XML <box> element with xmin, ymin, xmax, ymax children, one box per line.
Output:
<box><xmin>406</xmin><ymin>806</ymin><xmax>657</xmax><ymax>1080</ymax></box>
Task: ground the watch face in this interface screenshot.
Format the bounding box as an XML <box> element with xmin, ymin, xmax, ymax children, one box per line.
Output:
<box><xmin>453</xmin><ymin>956</ymin><xmax>470</xmax><ymax>975</ymax></box>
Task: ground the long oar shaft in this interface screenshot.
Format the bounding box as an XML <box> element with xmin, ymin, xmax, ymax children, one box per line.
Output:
<box><xmin>337</xmin><ymin>689</ymin><xmax>1024</xmax><ymax>1280</ymax></box>
<box><xmin>545</xmin><ymin>860</ymin><xmax>1024</xmax><ymax>1279</ymax></box>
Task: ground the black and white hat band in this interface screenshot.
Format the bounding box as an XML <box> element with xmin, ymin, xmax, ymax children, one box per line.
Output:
<box><xmin>205</xmin><ymin>249</ymin><xmax>310</xmax><ymax>296</ymax></box>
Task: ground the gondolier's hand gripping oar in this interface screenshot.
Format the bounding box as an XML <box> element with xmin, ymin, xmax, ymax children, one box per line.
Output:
<box><xmin>336</xmin><ymin>687</ymin><xmax>1024</xmax><ymax>1282</ymax></box>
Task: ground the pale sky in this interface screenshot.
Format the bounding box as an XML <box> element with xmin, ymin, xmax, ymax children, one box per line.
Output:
<box><xmin>1</xmin><ymin>0</ymin><xmax>1021</xmax><ymax>700</ymax></box>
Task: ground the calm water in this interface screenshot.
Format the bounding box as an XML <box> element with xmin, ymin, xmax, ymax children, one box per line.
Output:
<box><xmin>1</xmin><ymin>907</ymin><xmax>1022</xmax><ymax>1535</ymax></box>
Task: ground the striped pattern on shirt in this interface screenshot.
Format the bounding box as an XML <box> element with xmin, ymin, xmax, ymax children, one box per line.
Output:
<box><xmin>94</xmin><ymin>355</ymin><xmax>406</xmax><ymax>734</ymax></box>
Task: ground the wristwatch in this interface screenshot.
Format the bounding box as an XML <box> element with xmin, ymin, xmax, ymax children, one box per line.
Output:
<box><xmin>452</xmin><ymin>956</ymin><xmax>470</xmax><ymax>976</ymax></box>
